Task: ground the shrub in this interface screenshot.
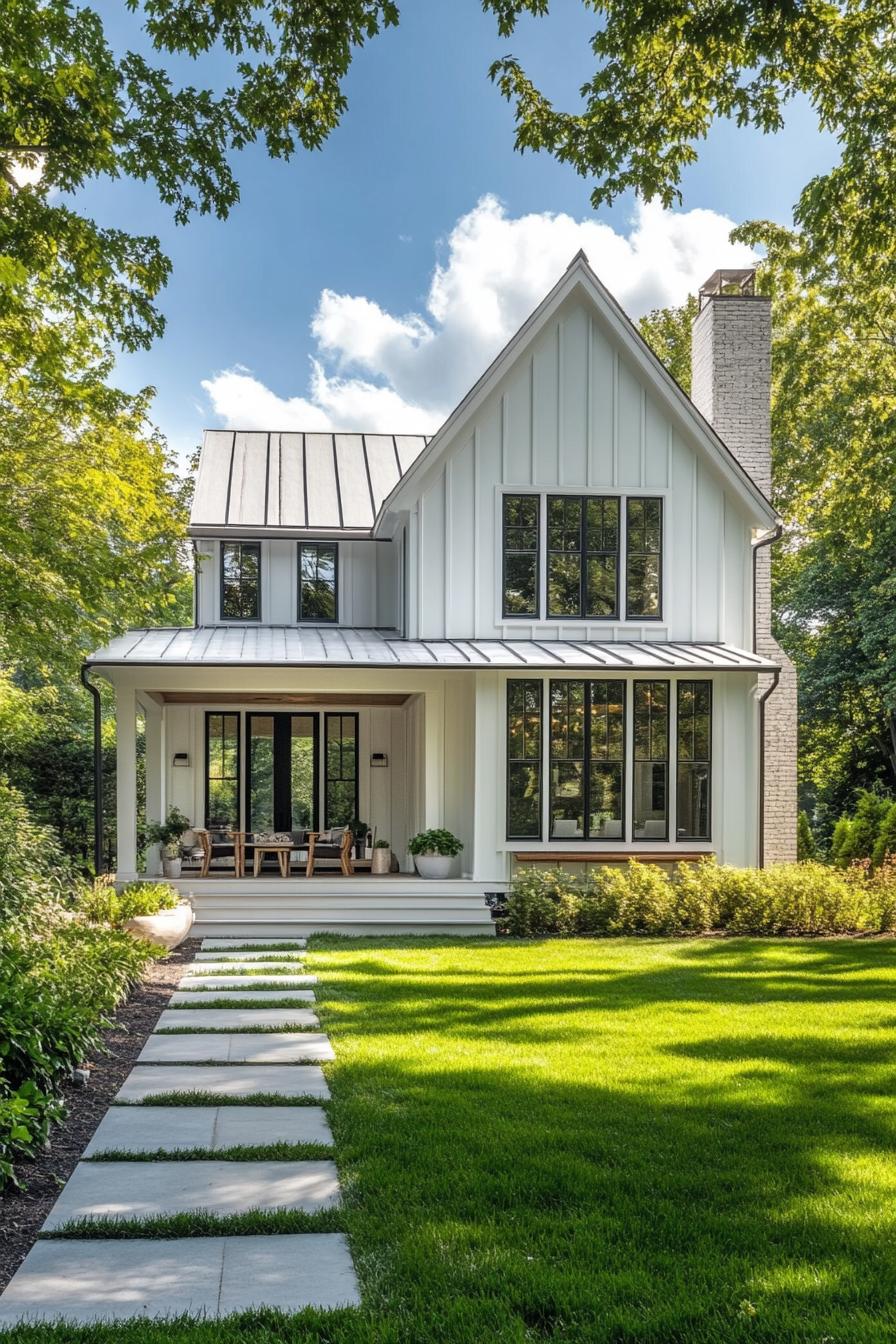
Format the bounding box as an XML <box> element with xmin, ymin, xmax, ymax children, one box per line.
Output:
<box><xmin>0</xmin><ymin>774</ymin><xmax>160</xmax><ymax>1188</ymax></box>
<box><xmin>831</xmin><ymin>790</ymin><xmax>893</xmax><ymax>867</ymax></box>
<box><xmin>797</xmin><ymin>811</ymin><xmax>817</xmax><ymax>861</ymax></box>
<box><xmin>79</xmin><ymin>878</ymin><xmax>179</xmax><ymax>927</ymax></box>
<box><xmin>408</xmin><ymin>828</ymin><xmax>463</xmax><ymax>857</ymax></box>
<box><xmin>872</xmin><ymin>803</ymin><xmax>896</xmax><ymax>869</ymax></box>
<box><xmin>501</xmin><ymin>858</ymin><xmax>896</xmax><ymax>939</ymax></box>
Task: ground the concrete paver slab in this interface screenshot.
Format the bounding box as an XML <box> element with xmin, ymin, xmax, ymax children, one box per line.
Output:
<box><xmin>116</xmin><ymin>1064</ymin><xmax>330</xmax><ymax>1102</ymax></box>
<box><xmin>42</xmin><ymin>1160</ymin><xmax>341</xmax><ymax>1228</ymax></box>
<box><xmin>169</xmin><ymin>988</ymin><xmax>315</xmax><ymax>1004</ymax></box>
<box><xmin>156</xmin><ymin>1008</ymin><xmax>320</xmax><ymax>1031</ymax></box>
<box><xmin>178</xmin><ymin>974</ymin><xmax>317</xmax><ymax>990</ymax></box>
<box><xmin>83</xmin><ymin>1105</ymin><xmax>333</xmax><ymax>1156</ymax></box>
<box><xmin>139</xmin><ymin>1033</ymin><xmax>335</xmax><ymax>1064</ymax></box>
<box><xmin>184</xmin><ymin>961</ymin><xmax>306</xmax><ymax>974</ymax></box>
<box><xmin>0</xmin><ymin>1234</ymin><xmax>358</xmax><ymax>1323</ymax></box>
<box><xmin>202</xmin><ymin>938</ymin><xmax>306</xmax><ymax>949</ymax></box>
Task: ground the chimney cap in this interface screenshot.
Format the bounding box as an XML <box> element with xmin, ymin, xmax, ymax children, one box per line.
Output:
<box><xmin>699</xmin><ymin>268</ymin><xmax>760</xmax><ymax>308</ymax></box>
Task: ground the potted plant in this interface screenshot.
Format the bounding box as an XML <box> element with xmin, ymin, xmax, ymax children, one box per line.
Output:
<box><xmin>408</xmin><ymin>828</ymin><xmax>463</xmax><ymax>879</ymax></box>
<box><xmin>372</xmin><ymin>838</ymin><xmax>391</xmax><ymax>875</ymax></box>
<box><xmin>146</xmin><ymin>806</ymin><xmax>192</xmax><ymax>879</ymax></box>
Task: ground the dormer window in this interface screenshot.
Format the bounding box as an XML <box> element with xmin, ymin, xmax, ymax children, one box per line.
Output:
<box><xmin>221</xmin><ymin>542</ymin><xmax>260</xmax><ymax>620</ymax></box>
<box><xmin>299</xmin><ymin>543</ymin><xmax>338</xmax><ymax>622</ymax></box>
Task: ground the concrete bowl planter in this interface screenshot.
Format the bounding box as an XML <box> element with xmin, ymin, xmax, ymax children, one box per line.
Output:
<box><xmin>123</xmin><ymin>899</ymin><xmax>194</xmax><ymax>950</ymax></box>
<box><xmin>414</xmin><ymin>854</ymin><xmax>454</xmax><ymax>880</ymax></box>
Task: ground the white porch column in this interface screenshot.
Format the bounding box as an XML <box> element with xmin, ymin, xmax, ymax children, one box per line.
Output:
<box><xmin>141</xmin><ymin>698</ymin><xmax>165</xmax><ymax>876</ymax></box>
<box><xmin>115</xmin><ymin>684</ymin><xmax>138</xmax><ymax>881</ymax></box>
<box><xmin>423</xmin><ymin>683</ymin><xmax>444</xmax><ymax>829</ymax></box>
<box><xmin>471</xmin><ymin>671</ymin><xmax>506</xmax><ymax>883</ymax></box>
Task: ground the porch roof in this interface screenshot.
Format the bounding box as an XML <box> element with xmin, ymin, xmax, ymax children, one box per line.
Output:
<box><xmin>86</xmin><ymin>626</ymin><xmax>778</xmax><ymax>672</ymax></box>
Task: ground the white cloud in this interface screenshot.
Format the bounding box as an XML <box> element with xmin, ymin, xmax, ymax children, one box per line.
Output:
<box><xmin>202</xmin><ymin>195</ymin><xmax>756</xmax><ymax>434</ymax></box>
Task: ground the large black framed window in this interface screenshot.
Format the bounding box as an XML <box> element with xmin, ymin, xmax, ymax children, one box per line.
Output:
<box><xmin>506</xmin><ymin>680</ymin><xmax>542</xmax><ymax>839</ymax></box>
<box><xmin>298</xmin><ymin>543</ymin><xmax>338</xmax><ymax>622</ymax></box>
<box><xmin>205</xmin><ymin>712</ymin><xmax>240</xmax><ymax>827</ymax></box>
<box><xmin>632</xmin><ymin>681</ymin><xmax>669</xmax><ymax>840</ymax></box>
<box><xmin>324</xmin><ymin>713</ymin><xmax>358</xmax><ymax>828</ymax></box>
<box><xmin>626</xmin><ymin>498</ymin><xmax>662</xmax><ymax>619</ymax></box>
<box><xmin>221</xmin><ymin>541</ymin><xmax>261</xmax><ymax>620</ymax></box>
<box><xmin>547</xmin><ymin>496</ymin><xmax>619</xmax><ymax>619</ymax></box>
<box><xmin>502</xmin><ymin>495</ymin><xmax>540</xmax><ymax>617</ymax></box>
<box><xmin>677</xmin><ymin>681</ymin><xmax>711</xmax><ymax>840</ymax></box>
<box><xmin>549</xmin><ymin>680</ymin><xmax>625</xmax><ymax>840</ymax></box>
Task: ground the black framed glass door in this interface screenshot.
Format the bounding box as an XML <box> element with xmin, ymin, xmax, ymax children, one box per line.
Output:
<box><xmin>246</xmin><ymin>714</ymin><xmax>318</xmax><ymax>833</ymax></box>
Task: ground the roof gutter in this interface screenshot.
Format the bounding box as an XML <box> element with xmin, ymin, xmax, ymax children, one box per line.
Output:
<box><xmin>80</xmin><ymin>664</ymin><xmax>105</xmax><ymax>875</ymax></box>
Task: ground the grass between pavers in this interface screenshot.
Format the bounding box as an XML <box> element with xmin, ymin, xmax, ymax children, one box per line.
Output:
<box><xmin>185</xmin><ymin>969</ymin><xmax>310</xmax><ymax>977</ymax></box>
<box><xmin>197</xmin><ymin>946</ymin><xmax>306</xmax><ymax>956</ymax></box>
<box><xmin>167</xmin><ymin>997</ymin><xmax>317</xmax><ymax>1009</ymax></box>
<box><xmin>84</xmin><ymin>1142</ymin><xmax>334</xmax><ymax>1162</ymax></box>
<box><xmin>193</xmin><ymin>955</ymin><xmax>307</xmax><ymax>964</ymax></box>
<box><xmin>40</xmin><ymin>1209</ymin><xmax>344</xmax><ymax>1239</ymax></box>
<box><xmin>175</xmin><ymin>983</ymin><xmax>315</xmax><ymax>993</ymax></box>
<box><xmin>154</xmin><ymin>1025</ymin><xmax>320</xmax><ymax>1034</ymax></box>
<box><xmin>113</xmin><ymin>1092</ymin><xmax>326</xmax><ymax>1107</ymax></box>
<box><xmin>14</xmin><ymin>936</ymin><xmax>896</xmax><ymax>1344</ymax></box>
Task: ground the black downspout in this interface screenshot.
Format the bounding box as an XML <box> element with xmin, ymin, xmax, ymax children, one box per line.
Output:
<box><xmin>752</xmin><ymin>523</ymin><xmax>784</xmax><ymax>868</ymax></box>
<box><xmin>80</xmin><ymin>664</ymin><xmax>104</xmax><ymax>875</ymax></box>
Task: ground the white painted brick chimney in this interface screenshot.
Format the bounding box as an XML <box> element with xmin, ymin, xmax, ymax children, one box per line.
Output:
<box><xmin>691</xmin><ymin>274</ymin><xmax>797</xmax><ymax>865</ymax></box>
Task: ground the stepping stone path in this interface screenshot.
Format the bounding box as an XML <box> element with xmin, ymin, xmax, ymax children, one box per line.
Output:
<box><xmin>0</xmin><ymin>938</ymin><xmax>360</xmax><ymax>1325</ymax></box>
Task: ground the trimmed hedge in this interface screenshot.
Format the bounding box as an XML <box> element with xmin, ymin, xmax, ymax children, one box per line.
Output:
<box><xmin>0</xmin><ymin>778</ymin><xmax>161</xmax><ymax>1189</ymax></box>
<box><xmin>501</xmin><ymin>859</ymin><xmax>896</xmax><ymax>938</ymax></box>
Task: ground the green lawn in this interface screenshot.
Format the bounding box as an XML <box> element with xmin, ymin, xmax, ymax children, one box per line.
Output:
<box><xmin>16</xmin><ymin>937</ymin><xmax>896</xmax><ymax>1343</ymax></box>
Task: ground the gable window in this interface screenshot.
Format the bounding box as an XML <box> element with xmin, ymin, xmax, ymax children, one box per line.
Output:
<box><xmin>221</xmin><ymin>542</ymin><xmax>260</xmax><ymax>620</ymax></box>
<box><xmin>677</xmin><ymin>681</ymin><xmax>711</xmax><ymax>840</ymax></box>
<box><xmin>626</xmin><ymin>498</ymin><xmax>662</xmax><ymax>619</ymax></box>
<box><xmin>502</xmin><ymin>495</ymin><xmax>540</xmax><ymax>617</ymax></box>
<box><xmin>205</xmin><ymin>712</ymin><xmax>240</xmax><ymax>827</ymax></box>
<box><xmin>549</xmin><ymin>680</ymin><xmax>625</xmax><ymax>839</ymax></box>
<box><xmin>506</xmin><ymin>680</ymin><xmax>542</xmax><ymax>839</ymax></box>
<box><xmin>632</xmin><ymin>680</ymin><xmax>668</xmax><ymax>840</ymax></box>
<box><xmin>299</xmin><ymin>543</ymin><xmax>338</xmax><ymax>622</ymax></box>
<box><xmin>547</xmin><ymin>496</ymin><xmax>619</xmax><ymax>619</ymax></box>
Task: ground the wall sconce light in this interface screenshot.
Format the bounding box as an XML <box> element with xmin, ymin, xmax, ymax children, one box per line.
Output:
<box><xmin>370</xmin><ymin>752</ymin><xmax>388</xmax><ymax>768</ymax></box>
<box><xmin>172</xmin><ymin>752</ymin><xmax>190</xmax><ymax>768</ymax></box>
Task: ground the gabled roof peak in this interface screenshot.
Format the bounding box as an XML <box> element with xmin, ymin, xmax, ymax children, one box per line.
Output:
<box><xmin>566</xmin><ymin>248</ymin><xmax>590</xmax><ymax>269</ymax></box>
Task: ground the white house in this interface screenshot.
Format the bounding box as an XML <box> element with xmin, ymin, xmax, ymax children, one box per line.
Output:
<box><xmin>85</xmin><ymin>255</ymin><xmax>797</xmax><ymax>936</ymax></box>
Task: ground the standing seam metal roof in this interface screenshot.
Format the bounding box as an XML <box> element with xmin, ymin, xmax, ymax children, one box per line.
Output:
<box><xmin>191</xmin><ymin>431</ymin><xmax>430</xmax><ymax>533</ymax></box>
<box><xmin>86</xmin><ymin>626</ymin><xmax>778</xmax><ymax>671</ymax></box>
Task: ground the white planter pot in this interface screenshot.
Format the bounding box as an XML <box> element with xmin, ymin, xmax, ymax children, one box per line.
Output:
<box><xmin>371</xmin><ymin>848</ymin><xmax>391</xmax><ymax>875</ymax></box>
<box><xmin>123</xmin><ymin>899</ymin><xmax>194</xmax><ymax>950</ymax></box>
<box><xmin>414</xmin><ymin>854</ymin><xmax>454</xmax><ymax>880</ymax></box>
<box><xmin>162</xmin><ymin>855</ymin><xmax>182</xmax><ymax>879</ymax></box>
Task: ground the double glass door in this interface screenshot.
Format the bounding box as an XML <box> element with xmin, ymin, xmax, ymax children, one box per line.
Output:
<box><xmin>245</xmin><ymin>712</ymin><xmax>358</xmax><ymax>834</ymax></box>
<box><xmin>247</xmin><ymin>714</ymin><xmax>317</xmax><ymax>833</ymax></box>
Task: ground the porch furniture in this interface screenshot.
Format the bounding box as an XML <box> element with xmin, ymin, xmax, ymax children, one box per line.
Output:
<box><xmin>306</xmin><ymin>827</ymin><xmax>353</xmax><ymax>877</ymax></box>
<box><xmin>253</xmin><ymin>839</ymin><xmax>295</xmax><ymax>878</ymax></box>
<box><xmin>195</xmin><ymin>829</ymin><xmax>245</xmax><ymax>878</ymax></box>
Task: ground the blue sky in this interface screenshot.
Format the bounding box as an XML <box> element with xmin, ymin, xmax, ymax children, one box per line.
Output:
<box><xmin>78</xmin><ymin>0</ymin><xmax>836</xmax><ymax>460</ymax></box>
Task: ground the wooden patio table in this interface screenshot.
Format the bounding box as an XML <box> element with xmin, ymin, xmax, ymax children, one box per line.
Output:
<box><xmin>252</xmin><ymin>840</ymin><xmax>295</xmax><ymax>878</ymax></box>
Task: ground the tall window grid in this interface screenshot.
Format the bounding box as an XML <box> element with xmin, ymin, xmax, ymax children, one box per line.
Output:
<box><xmin>502</xmin><ymin>495</ymin><xmax>540</xmax><ymax>617</ymax></box>
<box><xmin>549</xmin><ymin>680</ymin><xmax>625</xmax><ymax>839</ymax></box>
<box><xmin>632</xmin><ymin>680</ymin><xmax>669</xmax><ymax>840</ymax></box>
<box><xmin>676</xmin><ymin>681</ymin><xmax>712</xmax><ymax>840</ymax></box>
<box><xmin>205</xmin><ymin>712</ymin><xmax>240</xmax><ymax>827</ymax></box>
<box><xmin>506</xmin><ymin>680</ymin><xmax>543</xmax><ymax>839</ymax></box>
<box><xmin>221</xmin><ymin>541</ymin><xmax>261</xmax><ymax>620</ymax></box>
<box><xmin>625</xmin><ymin>498</ymin><xmax>663</xmax><ymax>619</ymax></box>
<box><xmin>324</xmin><ymin>713</ymin><xmax>359</xmax><ymax>828</ymax></box>
<box><xmin>546</xmin><ymin>496</ymin><xmax>619</xmax><ymax>619</ymax></box>
<box><xmin>298</xmin><ymin>543</ymin><xmax>338</xmax><ymax>622</ymax></box>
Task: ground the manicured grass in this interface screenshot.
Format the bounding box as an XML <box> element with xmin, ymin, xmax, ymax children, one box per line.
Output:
<box><xmin>15</xmin><ymin>937</ymin><xmax>896</xmax><ymax>1343</ymax></box>
<box><xmin>41</xmin><ymin>1209</ymin><xmax>343</xmax><ymax>1239</ymax></box>
<box><xmin>114</xmin><ymin>1092</ymin><xmax>325</xmax><ymax>1107</ymax></box>
<box><xmin>84</xmin><ymin>1143</ymin><xmax>333</xmax><ymax>1162</ymax></box>
<box><xmin>168</xmin><ymin>997</ymin><xmax>316</xmax><ymax>1010</ymax></box>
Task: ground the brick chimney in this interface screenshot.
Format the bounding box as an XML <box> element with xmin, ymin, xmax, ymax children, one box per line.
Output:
<box><xmin>691</xmin><ymin>269</ymin><xmax>797</xmax><ymax>865</ymax></box>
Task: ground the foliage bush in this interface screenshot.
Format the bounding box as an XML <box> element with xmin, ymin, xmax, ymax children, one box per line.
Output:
<box><xmin>0</xmin><ymin>776</ymin><xmax>160</xmax><ymax>1188</ymax></box>
<box><xmin>79</xmin><ymin>878</ymin><xmax>179</xmax><ymax>926</ymax></box>
<box><xmin>502</xmin><ymin>859</ymin><xmax>896</xmax><ymax>939</ymax></box>
<box><xmin>408</xmin><ymin>828</ymin><xmax>463</xmax><ymax>857</ymax></box>
<box><xmin>830</xmin><ymin>789</ymin><xmax>894</xmax><ymax>867</ymax></box>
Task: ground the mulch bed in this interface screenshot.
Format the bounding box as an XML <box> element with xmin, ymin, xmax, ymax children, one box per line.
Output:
<box><xmin>0</xmin><ymin>938</ymin><xmax>198</xmax><ymax>1291</ymax></box>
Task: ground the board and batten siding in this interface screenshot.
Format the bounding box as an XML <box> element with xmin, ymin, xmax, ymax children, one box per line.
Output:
<box><xmin>404</xmin><ymin>296</ymin><xmax>754</xmax><ymax>646</ymax></box>
<box><xmin>196</xmin><ymin>538</ymin><xmax>392</xmax><ymax>627</ymax></box>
